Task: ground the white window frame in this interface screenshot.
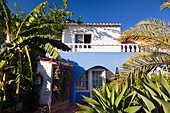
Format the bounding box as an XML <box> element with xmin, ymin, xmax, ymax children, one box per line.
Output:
<box><xmin>76</xmin><ymin>69</ymin><xmax>106</xmax><ymax>93</ymax></box>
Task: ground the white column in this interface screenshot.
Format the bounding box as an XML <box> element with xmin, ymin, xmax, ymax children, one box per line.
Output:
<box><xmin>131</xmin><ymin>45</ymin><xmax>134</xmax><ymax>52</ymax></box>
<box><xmin>127</xmin><ymin>45</ymin><xmax>130</xmax><ymax>52</ymax></box>
<box><xmin>136</xmin><ymin>46</ymin><xmax>139</xmax><ymax>52</ymax></box>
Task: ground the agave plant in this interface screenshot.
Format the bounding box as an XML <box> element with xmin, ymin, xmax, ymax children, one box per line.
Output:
<box><xmin>77</xmin><ymin>82</ymin><xmax>141</xmax><ymax>113</ymax></box>
<box><xmin>132</xmin><ymin>73</ymin><xmax>170</xmax><ymax>113</ymax></box>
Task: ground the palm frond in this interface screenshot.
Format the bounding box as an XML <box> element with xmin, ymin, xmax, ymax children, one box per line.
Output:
<box><xmin>160</xmin><ymin>0</ymin><xmax>170</xmax><ymax>10</ymax></box>
<box><xmin>119</xmin><ymin>52</ymin><xmax>170</xmax><ymax>85</ymax></box>
<box><xmin>119</xmin><ymin>18</ymin><xmax>170</xmax><ymax>50</ymax></box>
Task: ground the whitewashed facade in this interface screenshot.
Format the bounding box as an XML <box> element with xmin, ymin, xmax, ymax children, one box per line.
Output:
<box><xmin>62</xmin><ymin>23</ymin><xmax>140</xmax><ymax>52</ymax></box>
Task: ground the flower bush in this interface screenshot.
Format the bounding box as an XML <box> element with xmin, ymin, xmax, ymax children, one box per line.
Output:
<box><xmin>53</xmin><ymin>61</ymin><xmax>74</xmax><ymax>103</ymax></box>
<box><xmin>38</xmin><ymin>54</ymin><xmax>74</xmax><ymax>103</ymax></box>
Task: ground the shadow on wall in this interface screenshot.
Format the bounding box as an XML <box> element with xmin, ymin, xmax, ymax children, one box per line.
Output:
<box><xmin>70</xmin><ymin>26</ymin><xmax>121</xmax><ymax>42</ymax></box>
<box><xmin>93</xmin><ymin>27</ymin><xmax>121</xmax><ymax>42</ymax></box>
<box><xmin>37</xmin><ymin>61</ymin><xmax>53</xmax><ymax>106</ymax></box>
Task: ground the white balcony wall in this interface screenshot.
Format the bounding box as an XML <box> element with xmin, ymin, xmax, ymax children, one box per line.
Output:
<box><xmin>62</xmin><ymin>24</ymin><xmax>121</xmax><ymax>52</ymax></box>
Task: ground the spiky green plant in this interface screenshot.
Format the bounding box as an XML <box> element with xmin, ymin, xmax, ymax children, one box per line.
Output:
<box><xmin>77</xmin><ymin>82</ymin><xmax>141</xmax><ymax>113</ymax></box>
<box><xmin>132</xmin><ymin>73</ymin><xmax>170</xmax><ymax>113</ymax></box>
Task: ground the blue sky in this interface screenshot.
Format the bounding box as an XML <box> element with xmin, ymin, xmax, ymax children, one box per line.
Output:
<box><xmin>7</xmin><ymin>0</ymin><xmax>170</xmax><ymax>32</ymax></box>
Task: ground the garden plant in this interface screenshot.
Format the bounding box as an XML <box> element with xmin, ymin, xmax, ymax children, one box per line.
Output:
<box><xmin>0</xmin><ymin>0</ymin><xmax>82</xmax><ymax>112</ymax></box>
<box><xmin>77</xmin><ymin>82</ymin><xmax>141</xmax><ymax>113</ymax></box>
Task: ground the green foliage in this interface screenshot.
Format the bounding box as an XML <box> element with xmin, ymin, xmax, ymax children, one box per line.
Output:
<box><xmin>77</xmin><ymin>82</ymin><xmax>141</xmax><ymax>113</ymax></box>
<box><xmin>0</xmin><ymin>0</ymin><xmax>81</xmax><ymax>112</ymax></box>
<box><xmin>3</xmin><ymin>73</ymin><xmax>42</xmax><ymax>112</ymax></box>
<box><xmin>132</xmin><ymin>73</ymin><xmax>170</xmax><ymax>113</ymax></box>
<box><xmin>2</xmin><ymin>53</ymin><xmax>41</xmax><ymax>112</ymax></box>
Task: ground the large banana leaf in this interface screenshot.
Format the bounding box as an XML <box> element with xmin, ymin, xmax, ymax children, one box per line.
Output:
<box><xmin>0</xmin><ymin>0</ymin><xmax>11</xmax><ymax>43</ymax></box>
<box><xmin>16</xmin><ymin>1</ymin><xmax>48</xmax><ymax>38</ymax></box>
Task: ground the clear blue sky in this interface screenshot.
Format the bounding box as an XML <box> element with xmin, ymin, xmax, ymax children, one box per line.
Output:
<box><xmin>7</xmin><ymin>0</ymin><xmax>170</xmax><ymax>32</ymax></box>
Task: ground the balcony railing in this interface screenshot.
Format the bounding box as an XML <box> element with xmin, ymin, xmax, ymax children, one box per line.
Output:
<box><xmin>121</xmin><ymin>44</ymin><xmax>139</xmax><ymax>52</ymax></box>
<box><xmin>121</xmin><ymin>44</ymin><xmax>169</xmax><ymax>53</ymax></box>
<box><xmin>60</xmin><ymin>43</ymin><xmax>168</xmax><ymax>52</ymax></box>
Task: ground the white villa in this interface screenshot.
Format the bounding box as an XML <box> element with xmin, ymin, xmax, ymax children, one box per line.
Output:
<box><xmin>38</xmin><ymin>23</ymin><xmax>167</xmax><ymax>105</ymax></box>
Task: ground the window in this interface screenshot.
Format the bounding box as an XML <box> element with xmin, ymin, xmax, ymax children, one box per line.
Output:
<box><xmin>76</xmin><ymin>72</ymin><xmax>88</xmax><ymax>90</ymax></box>
<box><xmin>92</xmin><ymin>71</ymin><xmax>103</xmax><ymax>88</ymax></box>
<box><xmin>75</xmin><ymin>34</ymin><xmax>83</xmax><ymax>43</ymax></box>
<box><xmin>76</xmin><ymin>69</ymin><xmax>106</xmax><ymax>92</ymax></box>
<box><xmin>75</xmin><ymin>34</ymin><xmax>91</xmax><ymax>44</ymax></box>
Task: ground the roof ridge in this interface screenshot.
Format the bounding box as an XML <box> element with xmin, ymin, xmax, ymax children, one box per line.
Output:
<box><xmin>65</xmin><ymin>23</ymin><xmax>121</xmax><ymax>26</ymax></box>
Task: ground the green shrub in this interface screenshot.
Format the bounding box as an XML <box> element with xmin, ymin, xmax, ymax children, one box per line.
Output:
<box><xmin>77</xmin><ymin>82</ymin><xmax>141</xmax><ymax>113</ymax></box>
<box><xmin>132</xmin><ymin>73</ymin><xmax>170</xmax><ymax>113</ymax></box>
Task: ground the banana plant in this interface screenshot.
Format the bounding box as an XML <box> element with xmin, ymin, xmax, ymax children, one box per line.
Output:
<box><xmin>77</xmin><ymin>82</ymin><xmax>141</xmax><ymax>113</ymax></box>
<box><xmin>0</xmin><ymin>0</ymin><xmax>81</xmax><ymax>112</ymax></box>
<box><xmin>132</xmin><ymin>73</ymin><xmax>170</xmax><ymax>113</ymax></box>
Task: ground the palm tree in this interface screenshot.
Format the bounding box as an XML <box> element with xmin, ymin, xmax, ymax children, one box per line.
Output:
<box><xmin>118</xmin><ymin>1</ymin><xmax>170</xmax><ymax>85</ymax></box>
<box><xmin>0</xmin><ymin>0</ymin><xmax>81</xmax><ymax>112</ymax></box>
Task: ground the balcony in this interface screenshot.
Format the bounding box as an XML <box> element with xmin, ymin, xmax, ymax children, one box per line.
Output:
<box><xmin>61</xmin><ymin>43</ymin><xmax>168</xmax><ymax>52</ymax></box>
<box><xmin>63</xmin><ymin>43</ymin><xmax>138</xmax><ymax>52</ymax></box>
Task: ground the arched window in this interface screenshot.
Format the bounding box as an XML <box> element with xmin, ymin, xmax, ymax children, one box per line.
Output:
<box><xmin>76</xmin><ymin>68</ymin><xmax>106</xmax><ymax>91</ymax></box>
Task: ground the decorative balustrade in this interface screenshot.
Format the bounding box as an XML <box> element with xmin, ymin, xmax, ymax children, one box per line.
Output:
<box><xmin>63</xmin><ymin>43</ymin><xmax>133</xmax><ymax>52</ymax></box>
<box><xmin>61</xmin><ymin>43</ymin><xmax>168</xmax><ymax>52</ymax></box>
<box><xmin>121</xmin><ymin>44</ymin><xmax>140</xmax><ymax>52</ymax></box>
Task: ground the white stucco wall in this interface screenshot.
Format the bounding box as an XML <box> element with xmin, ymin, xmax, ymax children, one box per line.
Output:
<box><xmin>37</xmin><ymin>61</ymin><xmax>53</xmax><ymax>105</ymax></box>
<box><xmin>62</xmin><ymin>25</ymin><xmax>121</xmax><ymax>52</ymax></box>
<box><xmin>63</xmin><ymin>26</ymin><xmax>121</xmax><ymax>44</ymax></box>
